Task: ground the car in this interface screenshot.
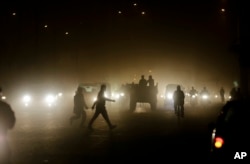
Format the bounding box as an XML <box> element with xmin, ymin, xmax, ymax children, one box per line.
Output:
<box><xmin>19</xmin><ymin>89</ymin><xmax>63</xmax><ymax>108</ymax></box>
<box><xmin>128</xmin><ymin>83</ymin><xmax>158</xmax><ymax>111</ymax></box>
<box><xmin>209</xmin><ymin>98</ymin><xmax>250</xmax><ymax>161</ymax></box>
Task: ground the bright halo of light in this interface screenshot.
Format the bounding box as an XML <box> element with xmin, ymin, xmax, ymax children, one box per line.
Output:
<box><xmin>202</xmin><ymin>95</ymin><xmax>208</xmax><ymax>99</ymax></box>
<box><xmin>214</xmin><ymin>137</ymin><xmax>224</xmax><ymax>148</ymax></box>
<box><xmin>45</xmin><ymin>94</ymin><xmax>56</xmax><ymax>107</ymax></box>
<box><xmin>22</xmin><ymin>95</ymin><xmax>31</xmax><ymax>106</ymax></box>
<box><xmin>1</xmin><ymin>96</ymin><xmax>6</xmax><ymax>100</ymax></box>
<box><xmin>167</xmin><ymin>93</ymin><xmax>173</xmax><ymax>100</ymax></box>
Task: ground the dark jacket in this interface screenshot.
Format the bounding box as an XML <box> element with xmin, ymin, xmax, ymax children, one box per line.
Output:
<box><xmin>0</xmin><ymin>100</ymin><xmax>16</xmax><ymax>135</ymax></box>
<box><xmin>173</xmin><ymin>90</ymin><xmax>185</xmax><ymax>105</ymax></box>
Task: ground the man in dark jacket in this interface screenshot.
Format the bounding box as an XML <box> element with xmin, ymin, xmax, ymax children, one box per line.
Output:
<box><xmin>0</xmin><ymin>87</ymin><xmax>16</xmax><ymax>164</ymax></box>
<box><xmin>88</xmin><ymin>84</ymin><xmax>116</xmax><ymax>130</ymax></box>
<box><xmin>173</xmin><ymin>85</ymin><xmax>185</xmax><ymax>117</ymax></box>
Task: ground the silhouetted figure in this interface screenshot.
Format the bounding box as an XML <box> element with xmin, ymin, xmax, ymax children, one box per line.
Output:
<box><xmin>139</xmin><ymin>75</ymin><xmax>147</xmax><ymax>87</ymax></box>
<box><xmin>199</xmin><ymin>86</ymin><xmax>211</xmax><ymax>105</ymax></box>
<box><xmin>70</xmin><ymin>86</ymin><xmax>88</xmax><ymax>127</ymax></box>
<box><xmin>189</xmin><ymin>86</ymin><xmax>198</xmax><ymax>105</ymax></box>
<box><xmin>147</xmin><ymin>75</ymin><xmax>155</xmax><ymax>87</ymax></box>
<box><xmin>220</xmin><ymin>87</ymin><xmax>225</xmax><ymax>102</ymax></box>
<box><xmin>200</xmin><ymin>86</ymin><xmax>209</xmax><ymax>95</ymax></box>
<box><xmin>189</xmin><ymin>86</ymin><xmax>198</xmax><ymax>96</ymax></box>
<box><xmin>88</xmin><ymin>84</ymin><xmax>116</xmax><ymax>130</ymax></box>
<box><xmin>173</xmin><ymin>85</ymin><xmax>185</xmax><ymax>117</ymax></box>
<box><xmin>0</xmin><ymin>87</ymin><xmax>16</xmax><ymax>164</ymax></box>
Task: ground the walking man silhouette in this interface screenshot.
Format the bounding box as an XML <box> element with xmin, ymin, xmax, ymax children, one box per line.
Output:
<box><xmin>88</xmin><ymin>84</ymin><xmax>116</xmax><ymax>130</ymax></box>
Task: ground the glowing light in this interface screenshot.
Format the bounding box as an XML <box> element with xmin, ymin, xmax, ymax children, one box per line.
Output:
<box><xmin>167</xmin><ymin>93</ymin><xmax>173</xmax><ymax>100</ymax></box>
<box><xmin>104</xmin><ymin>92</ymin><xmax>108</xmax><ymax>97</ymax></box>
<box><xmin>118</xmin><ymin>11</ymin><xmax>122</xmax><ymax>14</ymax></box>
<box><xmin>1</xmin><ymin>96</ymin><xmax>6</xmax><ymax>100</ymax></box>
<box><xmin>214</xmin><ymin>137</ymin><xmax>224</xmax><ymax>148</ymax></box>
<box><xmin>45</xmin><ymin>94</ymin><xmax>56</xmax><ymax>107</ymax></box>
<box><xmin>221</xmin><ymin>8</ymin><xmax>225</xmax><ymax>12</ymax></box>
<box><xmin>23</xmin><ymin>95</ymin><xmax>31</xmax><ymax>107</ymax></box>
<box><xmin>65</xmin><ymin>32</ymin><xmax>69</xmax><ymax>35</ymax></box>
<box><xmin>12</xmin><ymin>12</ymin><xmax>16</xmax><ymax>16</ymax></box>
<box><xmin>23</xmin><ymin>95</ymin><xmax>31</xmax><ymax>102</ymax></box>
<box><xmin>141</xmin><ymin>11</ymin><xmax>145</xmax><ymax>15</ymax></box>
<box><xmin>44</xmin><ymin>25</ymin><xmax>48</xmax><ymax>28</ymax></box>
<box><xmin>133</xmin><ymin>3</ymin><xmax>137</xmax><ymax>6</ymax></box>
<box><xmin>112</xmin><ymin>93</ymin><xmax>120</xmax><ymax>100</ymax></box>
<box><xmin>202</xmin><ymin>94</ymin><xmax>208</xmax><ymax>99</ymax></box>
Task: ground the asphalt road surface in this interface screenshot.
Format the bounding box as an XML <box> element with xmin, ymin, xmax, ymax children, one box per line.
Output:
<box><xmin>6</xmin><ymin>102</ymin><xmax>224</xmax><ymax>164</ymax></box>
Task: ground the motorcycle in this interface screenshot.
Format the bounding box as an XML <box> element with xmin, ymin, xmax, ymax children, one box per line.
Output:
<box><xmin>189</xmin><ymin>93</ymin><xmax>198</xmax><ymax>106</ymax></box>
<box><xmin>199</xmin><ymin>93</ymin><xmax>211</xmax><ymax>106</ymax></box>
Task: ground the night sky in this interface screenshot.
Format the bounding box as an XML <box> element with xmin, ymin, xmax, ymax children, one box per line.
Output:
<box><xmin>0</xmin><ymin>0</ymin><xmax>241</xmax><ymax>92</ymax></box>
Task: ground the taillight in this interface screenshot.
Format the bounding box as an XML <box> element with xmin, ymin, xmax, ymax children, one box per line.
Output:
<box><xmin>214</xmin><ymin>137</ymin><xmax>224</xmax><ymax>148</ymax></box>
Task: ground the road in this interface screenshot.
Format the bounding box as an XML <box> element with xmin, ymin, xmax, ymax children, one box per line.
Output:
<box><xmin>6</xmin><ymin>102</ymin><xmax>223</xmax><ymax>163</ymax></box>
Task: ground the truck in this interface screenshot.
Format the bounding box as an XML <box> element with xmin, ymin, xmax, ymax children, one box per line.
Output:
<box><xmin>128</xmin><ymin>83</ymin><xmax>158</xmax><ymax>112</ymax></box>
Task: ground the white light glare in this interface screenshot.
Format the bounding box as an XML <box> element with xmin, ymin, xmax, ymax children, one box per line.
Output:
<box><xmin>23</xmin><ymin>95</ymin><xmax>31</xmax><ymax>106</ymax></box>
<box><xmin>45</xmin><ymin>94</ymin><xmax>56</xmax><ymax>107</ymax></box>
<box><xmin>202</xmin><ymin>95</ymin><xmax>208</xmax><ymax>99</ymax></box>
<box><xmin>167</xmin><ymin>93</ymin><xmax>173</xmax><ymax>100</ymax></box>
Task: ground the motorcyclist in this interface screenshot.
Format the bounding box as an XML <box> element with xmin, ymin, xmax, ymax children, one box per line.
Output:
<box><xmin>189</xmin><ymin>86</ymin><xmax>198</xmax><ymax>105</ymax></box>
<box><xmin>200</xmin><ymin>87</ymin><xmax>209</xmax><ymax>96</ymax></box>
<box><xmin>200</xmin><ymin>87</ymin><xmax>210</xmax><ymax>104</ymax></box>
<box><xmin>189</xmin><ymin>87</ymin><xmax>198</xmax><ymax>96</ymax></box>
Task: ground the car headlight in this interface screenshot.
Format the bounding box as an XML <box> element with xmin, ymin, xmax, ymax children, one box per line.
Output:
<box><xmin>22</xmin><ymin>95</ymin><xmax>32</xmax><ymax>106</ymax></box>
<box><xmin>167</xmin><ymin>93</ymin><xmax>173</xmax><ymax>100</ymax></box>
<box><xmin>202</xmin><ymin>94</ymin><xmax>208</xmax><ymax>99</ymax></box>
<box><xmin>57</xmin><ymin>92</ymin><xmax>63</xmax><ymax>97</ymax></box>
<box><xmin>1</xmin><ymin>96</ymin><xmax>6</xmax><ymax>100</ymax></box>
<box><xmin>112</xmin><ymin>92</ymin><xmax>120</xmax><ymax>100</ymax></box>
<box><xmin>45</xmin><ymin>94</ymin><xmax>57</xmax><ymax>107</ymax></box>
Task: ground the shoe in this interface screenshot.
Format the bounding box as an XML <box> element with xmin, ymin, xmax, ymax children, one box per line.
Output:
<box><xmin>109</xmin><ymin>125</ymin><xmax>117</xmax><ymax>130</ymax></box>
